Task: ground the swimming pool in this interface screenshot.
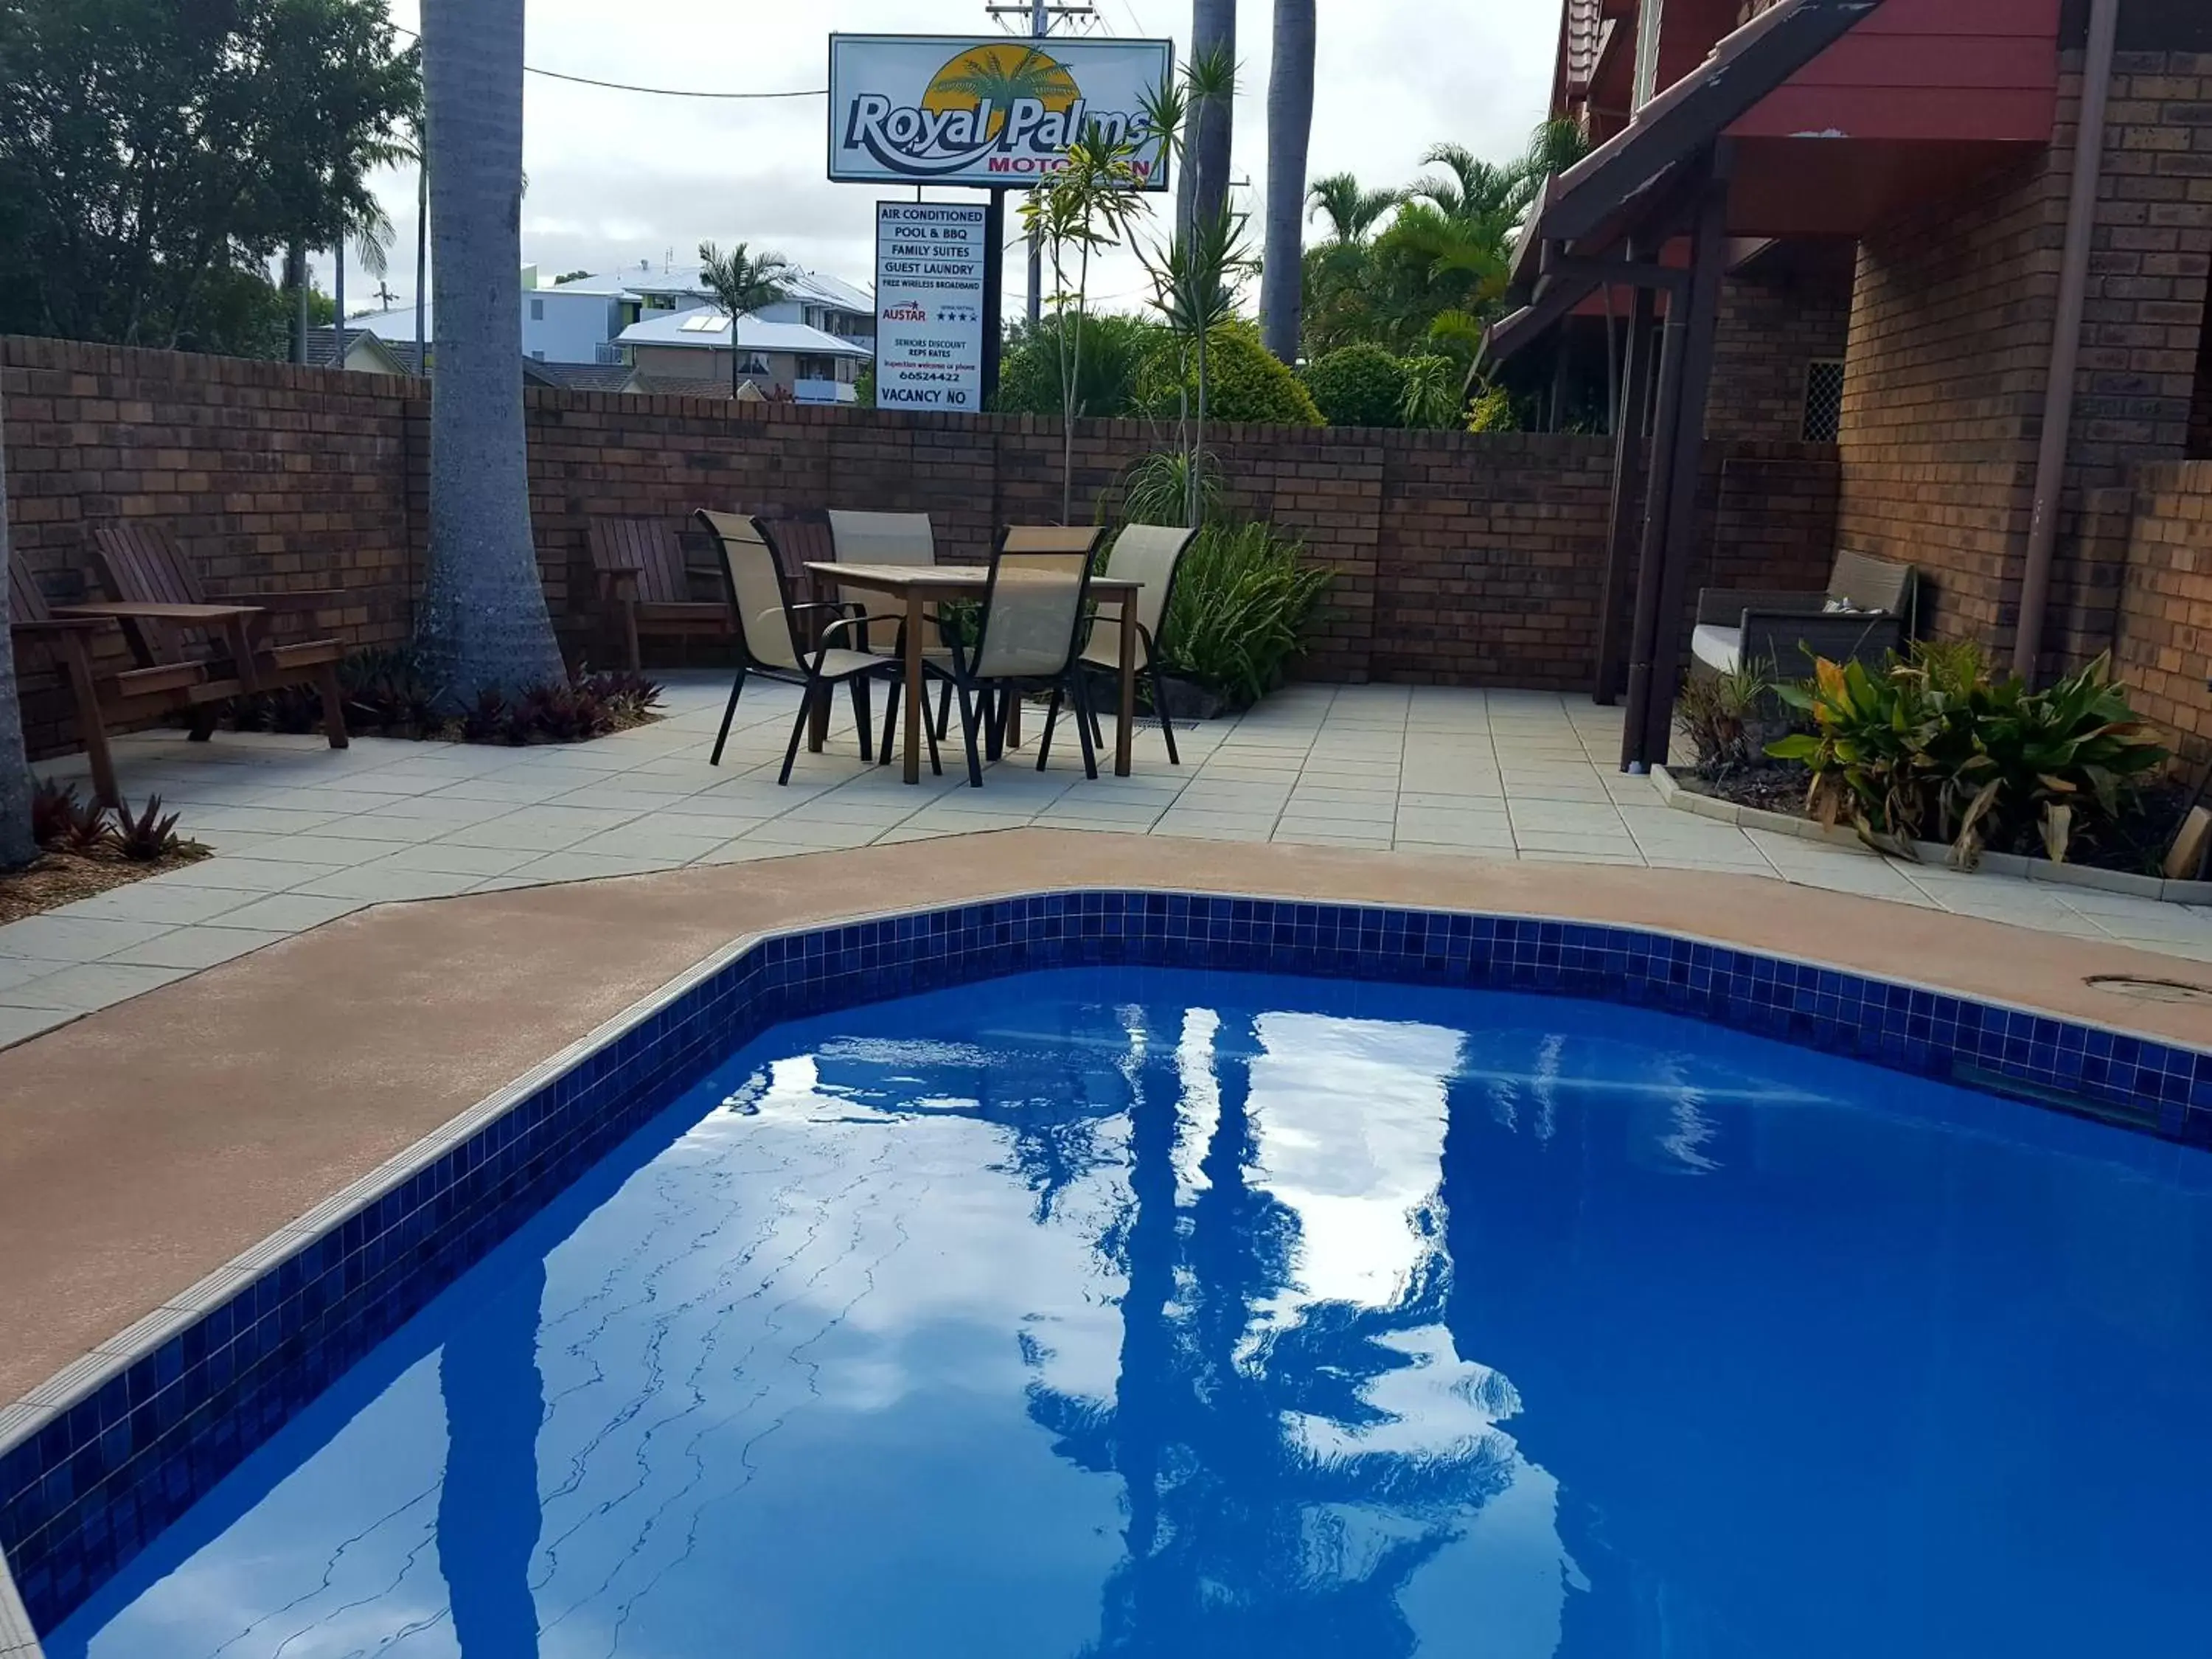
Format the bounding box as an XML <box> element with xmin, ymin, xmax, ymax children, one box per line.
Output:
<box><xmin>44</xmin><ymin>964</ymin><xmax>2212</xmax><ymax>1658</ymax></box>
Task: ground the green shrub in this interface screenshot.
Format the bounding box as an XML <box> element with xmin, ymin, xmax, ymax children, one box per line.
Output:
<box><xmin>1304</xmin><ymin>344</ymin><xmax>1407</xmax><ymax>428</ymax></box>
<box><xmin>1399</xmin><ymin>354</ymin><xmax>1464</xmax><ymax>428</ymax></box>
<box><xmin>1767</xmin><ymin>645</ymin><xmax>2167</xmax><ymax>864</ymax></box>
<box><xmin>994</xmin><ymin>311</ymin><xmax>1161</xmax><ymax>417</ymax></box>
<box><xmin>1142</xmin><ymin>321</ymin><xmax>1324</xmax><ymax>426</ymax></box>
<box><xmin>1161</xmin><ymin>521</ymin><xmax>1333</xmax><ymax>707</ymax></box>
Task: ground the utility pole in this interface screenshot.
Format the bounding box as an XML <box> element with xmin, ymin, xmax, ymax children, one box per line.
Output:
<box><xmin>985</xmin><ymin>0</ymin><xmax>1096</xmax><ymax>329</ymax></box>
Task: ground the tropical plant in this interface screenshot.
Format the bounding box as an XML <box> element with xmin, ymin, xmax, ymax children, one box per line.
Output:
<box><xmin>114</xmin><ymin>795</ymin><xmax>184</xmax><ymax>862</ymax></box>
<box><xmin>1675</xmin><ymin>663</ymin><xmax>1778</xmax><ymax>773</ymax></box>
<box><xmin>1464</xmin><ymin>382</ymin><xmax>1517</xmax><ymax>432</ymax></box>
<box><xmin>1160</xmin><ymin>521</ymin><xmax>1332</xmax><ymax>707</ymax></box>
<box><xmin>0</xmin><ymin>394</ymin><xmax>29</xmax><ymax>869</ymax></box>
<box><xmin>995</xmin><ymin>311</ymin><xmax>1160</xmax><ymax>419</ymax></box>
<box><xmin>1178</xmin><ymin>15</ymin><xmax>1237</xmax><ymax>237</ymax></box>
<box><xmin>1259</xmin><ymin>0</ymin><xmax>1316</xmax><ymax>363</ymax></box>
<box><xmin>0</xmin><ymin>0</ymin><xmax>419</xmax><ymax>355</ymax></box>
<box><xmin>1019</xmin><ymin>127</ymin><xmax>1151</xmax><ymax>522</ymax></box>
<box><xmin>1140</xmin><ymin>210</ymin><xmax>1260</xmax><ymax>520</ymax></box>
<box><xmin>1303</xmin><ymin>343</ymin><xmax>1407</xmax><ymax>428</ymax></box>
<box><xmin>697</xmin><ymin>240</ymin><xmax>795</xmax><ymax>396</ymax></box>
<box><xmin>414</xmin><ymin>0</ymin><xmax>566</xmax><ymax>703</ymax></box>
<box><xmin>1107</xmin><ymin>448</ymin><xmax>1224</xmax><ymax>529</ymax></box>
<box><xmin>1307</xmin><ymin>173</ymin><xmax>1400</xmax><ymax>244</ymax></box>
<box><xmin>1398</xmin><ymin>353</ymin><xmax>1465</xmax><ymax>428</ymax></box>
<box><xmin>1768</xmin><ymin>646</ymin><xmax>2168</xmax><ymax>865</ymax></box>
<box><xmin>62</xmin><ymin>792</ymin><xmax>113</xmax><ymax>853</ymax></box>
<box><xmin>29</xmin><ymin>779</ymin><xmax>77</xmax><ymax>850</ymax></box>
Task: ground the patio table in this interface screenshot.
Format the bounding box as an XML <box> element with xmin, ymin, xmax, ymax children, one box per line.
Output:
<box><xmin>804</xmin><ymin>562</ymin><xmax>1144</xmax><ymax>785</ymax></box>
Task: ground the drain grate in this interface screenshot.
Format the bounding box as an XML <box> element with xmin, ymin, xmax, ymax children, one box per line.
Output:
<box><xmin>2085</xmin><ymin>975</ymin><xmax>2212</xmax><ymax>1006</ymax></box>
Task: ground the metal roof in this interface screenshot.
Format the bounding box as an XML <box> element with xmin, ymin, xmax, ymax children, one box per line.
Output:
<box><xmin>616</xmin><ymin>305</ymin><xmax>872</xmax><ymax>358</ymax></box>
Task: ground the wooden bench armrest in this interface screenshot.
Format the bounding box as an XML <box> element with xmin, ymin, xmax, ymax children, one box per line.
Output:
<box><xmin>10</xmin><ymin>615</ymin><xmax>114</xmax><ymax>637</ymax></box>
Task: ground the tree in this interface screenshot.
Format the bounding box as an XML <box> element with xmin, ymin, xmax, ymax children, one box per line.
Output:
<box><xmin>1305</xmin><ymin>173</ymin><xmax>1399</xmax><ymax>245</ymax></box>
<box><xmin>1019</xmin><ymin>131</ymin><xmax>1150</xmax><ymax>522</ymax></box>
<box><xmin>1178</xmin><ymin>9</ymin><xmax>1237</xmax><ymax>237</ymax></box>
<box><xmin>0</xmin><ymin>0</ymin><xmax>417</xmax><ymax>355</ymax></box>
<box><xmin>1259</xmin><ymin>0</ymin><xmax>1316</xmax><ymax>364</ymax></box>
<box><xmin>1140</xmin><ymin>206</ymin><xmax>1256</xmax><ymax>524</ymax></box>
<box><xmin>697</xmin><ymin>240</ymin><xmax>795</xmax><ymax>397</ymax></box>
<box><xmin>414</xmin><ymin>0</ymin><xmax>564</xmax><ymax>701</ymax></box>
<box><xmin>0</xmin><ymin>391</ymin><xmax>34</xmax><ymax>870</ymax></box>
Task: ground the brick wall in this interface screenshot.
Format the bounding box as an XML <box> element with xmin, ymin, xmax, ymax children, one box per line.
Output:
<box><xmin>2113</xmin><ymin>459</ymin><xmax>2212</xmax><ymax>766</ymax></box>
<box><xmin>1705</xmin><ymin>247</ymin><xmax>1855</xmax><ymax>444</ymax></box>
<box><xmin>1837</xmin><ymin>49</ymin><xmax>2212</xmax><ymax>670</ymax></box>
<box><xmin>4</xmin><ymin>334</ymin><xmax>1842</xmax><ymax>755</ymax></box>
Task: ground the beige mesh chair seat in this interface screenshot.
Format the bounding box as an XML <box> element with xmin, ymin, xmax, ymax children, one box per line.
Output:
<box><xmin>922</xmin><ymin>525</ymin><xmax>1105</xmax><ymax>786</ymax></box>
<box><xmin>1074</xmin><ymin>523</ymin><xmax>1199</xmax><ymax>765</ymax></box>
<box><xmin>826</xmin><ymin>508</ymin><xmax>964</xmax><ymax>759</ymax></box>
<box><xmin>695</xmin><ymin>509</ymin><xmax>905</xmax><ymax>785</ymax></box>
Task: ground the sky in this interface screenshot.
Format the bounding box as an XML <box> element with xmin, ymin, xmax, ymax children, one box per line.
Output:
<box><xmin>338</xmin><ymin>0</ymin><xmax>1559</xmax><ymax>324</ymax></box>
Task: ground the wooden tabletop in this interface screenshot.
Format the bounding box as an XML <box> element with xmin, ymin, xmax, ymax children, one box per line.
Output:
<box><xmin>804</xmin><ymin>562</ymin><xmax>1140</xmax><ymax>594</ymax></box>
<box><xmin>53</xmin><ymin>601</ymin><xmax>262</xmax><ymax>621</ymax></box>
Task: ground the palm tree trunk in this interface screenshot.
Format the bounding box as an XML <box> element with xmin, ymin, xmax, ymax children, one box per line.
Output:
<box><xmin>285</xmin><ymin>243</ymin><xmax>308</xmax><ymax>364</ymax></box>
<box><xmin>415</xmin><ymin>0</ymin><xmax>566</xmax><ymax>700</ymax></box>
<box><xmin>414</xmin><ymin>139</ymin><xmax>428</xmax><ymax>375</ymax></box>
<box><xmin>1259</xmin><ymin>0</ymin><xmax>1315</xmax><ymax>364</ymax></box>
<box><xmin>0</xmin><ymin>389</ymin><xmax>37</xmax><ymax>870</ymax></box>
<box><xmin>333</xmin><ymin>243</ymin><xmax>346</xmax><ymax>355</ymax></box>
<box><xmin>1184</xmin><ymin>0</ymin><xmax>1235</xmax><ymax>235</ymax></box>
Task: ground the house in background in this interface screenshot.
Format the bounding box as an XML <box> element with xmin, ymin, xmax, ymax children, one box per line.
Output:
<box><xmin>300</xmin><ymin>327</ymin><xmax>417</xmax><ymax>376</ymax></box>
<box><xmin>614</xmin><ymin>307</ymin><xmax>872</xmax><ymax>403</ymax></box>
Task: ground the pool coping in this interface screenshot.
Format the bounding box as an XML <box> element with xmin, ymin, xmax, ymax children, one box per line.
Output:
<box><xmin>7</xmin><ymin>878</ymin><xmax>2212</xmax><ymax>1637</ymax></box>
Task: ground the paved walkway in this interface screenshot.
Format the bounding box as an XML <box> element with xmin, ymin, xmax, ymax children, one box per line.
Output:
<box><xmin>6</xmin><ymin>673</ymin><xmax>2210</xmax><ymax>1046</ymax></box>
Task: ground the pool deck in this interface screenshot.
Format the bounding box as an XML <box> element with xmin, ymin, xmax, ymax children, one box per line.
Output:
<box><xmin>3</xmin><ymin>825</ymin><xmax>2211</xmax><ymax>1405</ymax></box>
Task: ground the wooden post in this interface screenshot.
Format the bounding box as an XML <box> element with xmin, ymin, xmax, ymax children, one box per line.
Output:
<box><xmin>1593</xmin><ymin>246</ymin><xmax>1656</xmax><ymax>706</ymax></box>
<box><xmin>1636</xmin><ymin>153</ymin><xmax>1734</xmax><ymax>768</ymax></box>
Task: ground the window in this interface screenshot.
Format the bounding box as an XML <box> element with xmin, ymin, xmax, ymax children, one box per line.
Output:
<box><xmin>532</xmin><ymin>349</ymin><xmax>545</xmax><ymax>361</ymax></box>
<box><xmin>1801</xmin><ymin>358</ymin><xmax>1846</xmax><ymax>442</ymax></box>
<box><xmin>529</xmin><ymin>298</ymin><xmax>544</xmax><ymax>321</ymax></box>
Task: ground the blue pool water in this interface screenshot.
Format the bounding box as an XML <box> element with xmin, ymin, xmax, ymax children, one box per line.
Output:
<box><xmin>49</xmin><ymin>967</ymin><xmax>2212</xmax><ymax>1658</ymax></box>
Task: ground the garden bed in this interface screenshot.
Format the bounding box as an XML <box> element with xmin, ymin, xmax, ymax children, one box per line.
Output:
<box><xmin>1658</xmin><ymin>767</ymin><xmax>2212</xmax><ymax>905</ymax></box>
<box><xmin>0</xmin><ymin>841</ymin><xmax>210</xmax><ymax>925</ymax></box>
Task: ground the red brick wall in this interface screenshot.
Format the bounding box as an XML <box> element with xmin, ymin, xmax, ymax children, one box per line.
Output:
<box><xmin>1705</xmin><ymin>248</ymin><xmax>1855</xmax><ymax>444</ymax></box>
<box><xmin>3</xmin><ymin>334</ymin><xmax>1842</xmax><ymax>755</ymax></box>
<box><xmin>1837</xmin><ymin>49</ymin><xmax>2212</xmax><ymax>671</ymax></box>
<box><xmin>2112</xmin><ymin>459</ymin><xmax>2212</xmax><ymax>766</ymax></box>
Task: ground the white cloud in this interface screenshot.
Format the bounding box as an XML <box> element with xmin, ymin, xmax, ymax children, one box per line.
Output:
<box><xmin>340</xmin><ymin>0</ymin><xmax>1556</xmax><ymax>323</ymax></box>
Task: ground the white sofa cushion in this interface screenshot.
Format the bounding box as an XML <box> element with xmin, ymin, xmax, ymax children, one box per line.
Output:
<box><xmin>1690</xmin><ymin>624</ymin><xmax>1742</xmax><ymax>675</ymax></box>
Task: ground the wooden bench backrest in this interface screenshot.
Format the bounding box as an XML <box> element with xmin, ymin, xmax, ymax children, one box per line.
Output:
<box><xmin>755</xmin><ymin>507</ymin><xmax>832</xmax><ymax>585</ymax></box>
<box><xmin>587</xmin><ymin>518</ymin><xmax>692</xmax><ymax>606</ymax></box>
<box><xmin>8</xmin><ymin>556</ymin><xmax>52</xmax><ymax>625</ymax></box>
<box><xmin>1826</xmin><ymin>550</ymin><xmax>1915</xmax><ymax>617</ymax></box>
<box><xmin>92</xmin><ymin>523</ymin><xmax>208</xmax><ymax>667</ymax></box>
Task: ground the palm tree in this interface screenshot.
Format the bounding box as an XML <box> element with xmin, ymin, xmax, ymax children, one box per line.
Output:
<box><xmin>0</xmin><ymin>392</ymin><xmax>35</xmax><ymax>869</ymax></box>
<box><xmin>1305</xmin><ymin>173</ymin><xmax>1399</xmax><ymax>245</ymax></box>
<box><xmin>1258</xmin><ymin>0</ymin><xmax>1315</xmax><ymax>364</ymax></box>
<box><xmin>1180</xmin><ymin>0</ymin><xmax>1237</xmax><ymax>237</ymax></box>
<box><xmin>931</xmin><ymin>45</ymin><xmax>1072</xmax><ymax>118</ymax></box>
<box><xmin>696</xmin><ymin>241</ymin><xmax>795</xmax><ymax>397</ymax></box>
<box><xmin>414</xmin><ymin>0</ymin><xmax>565</xmax><ymax>700</ymax></box>
<box><xmin>1411</xmin><ymin>142</ymin><xmax>1526</xmax><ymax>225</ymax></box>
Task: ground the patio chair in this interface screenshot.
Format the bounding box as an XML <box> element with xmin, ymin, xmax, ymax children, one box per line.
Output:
<box><xmin>922</xmin><ymin>526</ymin><xmax>1105</xmax><ymax>787</ymax></box>
<box><xmin>1071</xmin><ymin>522</ymin><xmax>1200</xmax><ymax>766</ymax></box>
<box><xmin>693</xmin><ymin>509</ymin><xmax>908</xmax><ymax>785</ymax></box>
<box><xmin>585</xmin><ymin>517</ymin><xmax>729</xmax><ymax>669</ymax></box>
<box><xmin>824</xmin><ymin>509</ymin><xmax>959</xmax><ymax>756</ymax></box>
<box><xmin>7</xmin><ymin>560</ymin><xmax>247</xmax><ymax>805</ymax></box>
<box><xmin>1693</xmin><ymin>549</ymin><xmax>1917</xmax><ymax>678</ymax></box>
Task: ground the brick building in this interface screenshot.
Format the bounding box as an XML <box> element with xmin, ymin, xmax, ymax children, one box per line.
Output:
<box><xmin>1506</xmin><ymin>0</ymin><xmax>2212</xmax><ymax>761</ymax></box>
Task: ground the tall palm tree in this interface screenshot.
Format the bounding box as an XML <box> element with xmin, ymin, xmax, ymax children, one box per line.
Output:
<box><xmin>696</xmin><ymin>240</ymin><xmax>795</xmax><ymax>397</ymax></box>
<box><xmin>1305</xmin><ymin>173</ymin><xmax>1398</xmax><ymax>245</ymax></box>
<box><xmin>1179</xmin><ymin>0</ymin><xmax>1237</xmax><ymax>237</ymax></box>
<box><xmin>0</xmin><ymin>392</ymin><xmax>35</xmax><ymax>869</ymax></box>
<box><xmin>1258</xmin><ymin>0</ymin><xmax>1315</xmax><ymax>364</ymax></box>
<box><xmin>414</xmin><ymin>0</ymin><xmax>565</xmax><ymax>700</ymax></box>
<box><xmin>1411</xmin><ymin>142</ymin><xmax>1525</xmax><ymax>225</ymax></box>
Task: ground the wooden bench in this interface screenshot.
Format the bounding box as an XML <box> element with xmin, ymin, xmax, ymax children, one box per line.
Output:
<box><xmin>585</xmin><ymin>518</ymin><xmax>731</xmax><ymax>669</ymax></box>
<box><xmin>86</xmin><ymin>523</ymin><xmax>349</xmax><ymax>754</ymax></box>
<box><xmin>8</xmin><ymin>562</ymin><xmax>250</xmax><ymax>804</ymax></box>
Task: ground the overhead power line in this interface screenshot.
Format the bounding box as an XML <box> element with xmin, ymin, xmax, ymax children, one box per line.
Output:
<box><xmin>387</xmin><ymin>26</ymin><xmax>824</xmax><ymax>99</ymax></box>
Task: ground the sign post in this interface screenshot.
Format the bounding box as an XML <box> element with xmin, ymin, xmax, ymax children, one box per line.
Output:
<box><xmin>873</xmin><ymin>200</ymin><xmax>990</xmax><ymax>411</ymax></box>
